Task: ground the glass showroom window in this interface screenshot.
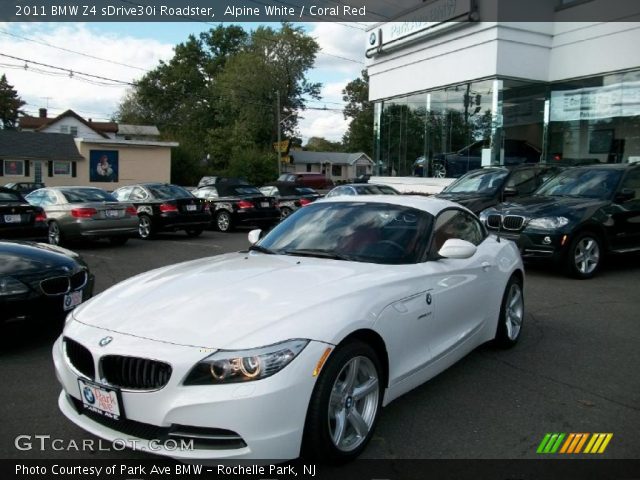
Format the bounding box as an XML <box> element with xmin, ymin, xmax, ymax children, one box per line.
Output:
<box><xmin>549</xmin><ymin>69</ymin><xmax>640</xmax><ymax>165</ymax></box>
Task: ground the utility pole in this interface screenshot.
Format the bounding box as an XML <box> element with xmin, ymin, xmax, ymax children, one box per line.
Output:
<box><xmin>277</xmin><ymin>90</ymin><xmax>281</xmax><ymax>175</ymax></box>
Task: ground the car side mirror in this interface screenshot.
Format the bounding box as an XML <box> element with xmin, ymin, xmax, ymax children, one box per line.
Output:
<box><xmin>248</xmin><ymin>229</ymin><xmax>262</xmax><ymax>245</ymax></box>
<box><xmin>438</xmin><ymin>239</ymin><xmax>477</xmax><ymax>259</ymax></box>
<box><xmin>503</xmin><ymin>186</ymin><xmax>519</xmax><ymax>198</ymax></box>
<box><xmin>615</xmin><ymin>188</ymin><xmax>635</xmax><ymax>203</ymax></box>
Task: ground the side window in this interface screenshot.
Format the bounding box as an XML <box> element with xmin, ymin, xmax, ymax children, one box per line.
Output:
<box><xmin>130</xmin><ymin>186</ymin><xmax>148</xmax><ymax>201</ymax></box>
<box><xmin>506</xmin><ymin>169</ymin><xmax>537</xmax><ymax>195</ymax></box>
<box><xmin>113</xmin><ymin>186</ymin><xmax>133</xmax><ymax>201</ymax></box>
<box><xmin>26</xmin><ymin>190</ymin><xmax>44</xmax><ymax>205</ymax></box>
<box><xmin>431</xmin><ymin>209</ymin><xmax>485</xmax><ymax>255</ymax></box>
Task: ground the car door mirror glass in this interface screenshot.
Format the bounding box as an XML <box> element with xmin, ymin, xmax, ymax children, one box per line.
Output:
<box><xmin>438</xmin><ymin>238</ymin><xmax>477</xmax><ymax>259</ymax></box>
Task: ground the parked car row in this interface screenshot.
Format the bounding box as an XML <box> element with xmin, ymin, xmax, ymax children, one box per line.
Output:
<box><xmin>437</xmin><ymin>162</ymin><xmax>640</xmax><ymax>279</ymax></box>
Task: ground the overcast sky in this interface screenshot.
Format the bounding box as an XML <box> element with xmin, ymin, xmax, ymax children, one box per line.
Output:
<box><xmin>0</xmin><ymin>22</ymin><xmax>367</xmax><ymax>142</ymax></box>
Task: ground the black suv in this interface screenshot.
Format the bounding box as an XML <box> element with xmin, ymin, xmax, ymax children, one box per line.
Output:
<box><xmin>480</xmin><ymin>163</ymin><xmax>640</xmax><ymax>278</ymax></box>
<box><xmin>436</xmin><ymin>165</ymin><xmax>563</xmax><ymax>214</ymax></box>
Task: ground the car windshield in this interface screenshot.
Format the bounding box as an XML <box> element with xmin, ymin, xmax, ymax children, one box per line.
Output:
<box><xmin>0</xmin><ymin>190</ymin><xmax>23</xmax><ymax>202</ymax></box>
<box><xmin>147</xmin><ymin>184</ymin><xmax>193</xmax><ymax>199</ymax></box>
<box><xmin>60</xmin><ymin>188</ymin><xmax>117</xmax><ymax>203</ymax></box>
<box><xmin>257</xmin><ymin>202</ymin><xmax>433</xmax><ymax>265</ymax></box>
<box><xmin>444</xmin><ymin>169</ymin><xmax>509</xmax><ymax>194</ymax></box>
<box><xmin>535</xmin><ymin>168</ymin><xmax>623</xmax><ymax>199</ymax></box>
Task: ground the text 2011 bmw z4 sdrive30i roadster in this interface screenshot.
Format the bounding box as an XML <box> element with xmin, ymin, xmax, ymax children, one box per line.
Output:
<box><xmin>53</xmin><ymin>196</ymin><xmax>524</xmax><ymax>462</ymax></box>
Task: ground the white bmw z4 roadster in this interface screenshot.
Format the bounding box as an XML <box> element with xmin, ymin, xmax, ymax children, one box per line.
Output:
<box><xmin>53</xmin><ymin>195</ymin><xmax>525</xmax><ymax>462</ymax></box>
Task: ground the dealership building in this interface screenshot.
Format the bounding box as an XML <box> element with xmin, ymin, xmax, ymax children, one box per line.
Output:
<box><xmin>365</xmin><ymin>0</ymin><xmax>640</xmax><ymax>176</ymax></box>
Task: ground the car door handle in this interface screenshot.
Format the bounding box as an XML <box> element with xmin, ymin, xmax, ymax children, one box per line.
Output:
<box><xmin>481</xmin><ymin>261</ymin><xmax>493</xmax><ymax>271</ymax></box>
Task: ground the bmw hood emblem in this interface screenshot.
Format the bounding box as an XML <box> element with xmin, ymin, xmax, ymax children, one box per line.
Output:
<box><xmin>98</xmin><ymin>336</ymin><xmax>113</xmax><ymax>347</ymax></box>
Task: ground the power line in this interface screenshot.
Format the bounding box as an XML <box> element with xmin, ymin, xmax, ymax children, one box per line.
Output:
<box><xmin>0</xmin><ymin>29</ymin><xmax>150</xmax><ymax>72</ymax></box>
<box><xmin>0</xmin><ymin>52</ymin><xmax>134</xmax><ymax>86</ymax></box>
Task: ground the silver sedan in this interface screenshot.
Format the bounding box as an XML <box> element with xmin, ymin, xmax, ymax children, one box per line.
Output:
<box><xmin>25</xmin><ymin>187</ymin><xmax>138</xmax><ymax>246</ymax></box>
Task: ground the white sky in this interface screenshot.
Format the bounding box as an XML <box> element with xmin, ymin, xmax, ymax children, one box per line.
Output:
<box><xmin>0</xmin><ymin>22</ymin><xmax>366</xmax><ymax>143</ymax></box>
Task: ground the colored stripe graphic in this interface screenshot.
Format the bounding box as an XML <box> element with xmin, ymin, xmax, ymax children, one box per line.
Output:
<box><xmin>538</xmin><ymin>433</ymin><xmax>612</xmax><ymax>454</ymax></box>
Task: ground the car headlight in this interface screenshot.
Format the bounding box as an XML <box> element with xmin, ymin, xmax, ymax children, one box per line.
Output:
<box><xmin>527</xmin><ymin>216</ymin><xmax>569</xmax><ymax>230</ymax></box>
<box><xmin>0</xmin><ymin>276</ymin><xmax>29</xmax><ymax>296</ymax></box>
<box><xmin>478</xmin><ymin>209</ymin><xmax>493</xmax><ymax>224</ymax></box>
<box><xmin>184</xmin><ymin>339</ymin><xmax>309</xmax><ymax>385</ymax></box>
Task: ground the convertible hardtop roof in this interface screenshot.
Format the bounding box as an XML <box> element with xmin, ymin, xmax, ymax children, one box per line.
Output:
<box><xmin>317</xmin><ymin>194</ymin><xmax>470</xmax><ymax>216</ymax></box>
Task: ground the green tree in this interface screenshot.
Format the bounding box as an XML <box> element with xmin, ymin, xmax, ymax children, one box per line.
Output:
<box><xmin>0</xmin><ymin>74</ymin><xmax>25</xmax><ymax>129</ymax></box>
<box><xmin>342</xmin><ymin>70</ymin><xmax>373</xmax><ymax>157</ymax></box>
<box><xmin>115</xmin><ymin>23</ymin><xmax>320</xmax><ymax>185</ymax></box>
<box><xmin>304</xmin><ymin>136</ymin><xmax>343</xmax><ymax>151</ymax></box>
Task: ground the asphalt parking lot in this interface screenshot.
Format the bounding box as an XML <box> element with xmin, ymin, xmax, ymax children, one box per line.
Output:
<box><xmin>1</xmin><ymin>229</ymin><xmax>639</xmax><ymax>461</ymax></box>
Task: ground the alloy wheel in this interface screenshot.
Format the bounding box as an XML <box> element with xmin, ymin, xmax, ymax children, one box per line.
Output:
<box><xmin>217</xmin><ymin>212</ymin><xmax>231</xmax><ymax>232</ymax></box>
<box><xmin>48</xmin><ymin>222</ymin><xmax>61</xmax><ymax>245</ymax></box>
<box><xmin>505</xmin><ymin>282</ymin><xmax>524</xmax><ymax>341</ymax></box>
<box><xmin>574</xmin><ymin>237</ymin><xmax>600</xmax><ymax>275</ymax></box>
<box><xmin>138</xmin><ymin>216</ymin><xmax>151</xmax><ymax>239</ymax></box>
<box><xmin>327</xmin><ymin>356</ymin><xmax>379</xmax><ymax>452</ymax></box>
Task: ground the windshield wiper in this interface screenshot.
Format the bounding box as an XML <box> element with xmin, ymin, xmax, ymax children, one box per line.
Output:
<box><xmin>282</xmin><ymin>248</ymin><xmax>353</xmax><ymax>261</ymax></box>
<box><xmin>248</xmin><ymin>244</ymin><xmax>275</xmax><ymax>254</ymax></box>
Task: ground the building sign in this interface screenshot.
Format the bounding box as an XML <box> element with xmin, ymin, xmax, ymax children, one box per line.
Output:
<box><xmin>272</xmin><ymin>139</ymin><xmax>291</xmax><ymax>154</ymax></box>
<box><xmin>89</xmin><ymin>150</ymin><xmax>119</xmax><ymax>182</ymax></box>
<box><xmin>366</xmin><ymin>0</ymin><xmax>475</xmax><ymax>56</ymax></box>
<box><xmin>550</xmin><ymin>81</ymin><xmax>640</xmax><ymax>122</ymax></box>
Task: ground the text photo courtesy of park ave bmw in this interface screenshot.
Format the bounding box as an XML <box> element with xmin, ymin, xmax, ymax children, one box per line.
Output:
<box><xmin>1</xmin><ymin>0</ymin><xmax>640</xmax><ymax>479</ymax></box>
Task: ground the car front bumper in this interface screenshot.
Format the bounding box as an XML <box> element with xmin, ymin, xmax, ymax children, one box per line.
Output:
<box><xmin>492</xmin><ymin>230</ymin><xmax>569</xmax><ymax>261</ymax></box>
<box><xmin>53</xmin><ymin>327</ymin><xmax>330</xmax><ymax>460</ymax></box>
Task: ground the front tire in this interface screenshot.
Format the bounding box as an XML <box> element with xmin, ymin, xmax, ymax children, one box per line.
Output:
<box><xmin>432</xmin><ymin>162</ymin><xmax>446</xmax><ymax>178</ymax></box>
<box><xmin>494</xmin><ymin>275</ymin><xmax>524</xmax><ymax>348</ymax></box>
<box><xmin>303</xmin><ymin>341</ymin><xmax>383</xmax><ymax>463</ymax></box>
<box><xmin>566</xmin><ymin>232</ymin><xmax>602</xmax><ymax>279</ymax></box>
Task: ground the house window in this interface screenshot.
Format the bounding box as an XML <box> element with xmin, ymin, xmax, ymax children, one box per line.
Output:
<box><xmin>3</xmin><ymin>159</ymin><xmax>24</xmax><ymax>176</ymax></box>
<box><xmin>356</xmin><ymin>165</ymin><xmax>368</xmax><ymax>176</ymax></box>
<box><xmin>69</xmin><ymin>126</ymin><xmax>78</xmax><ymax>137</ymax></box>
<box><xmin>60</xmin><ymin>125</ymin><xmax>69</xmax><ymax>134</ymax></box>
<box><xmin>53</xmin><ymin>161</ymin><xmax>71</xmax><ymax>176</ymax></box>
<box><xmin>331</xmin><ymin>165</ymin><xmax>343</xmax><ymax>177</ymax></box>
<box><xmin>306</xmin><ymin>164</ymin><xmax>312</xmax><ymax>172</ymax></box>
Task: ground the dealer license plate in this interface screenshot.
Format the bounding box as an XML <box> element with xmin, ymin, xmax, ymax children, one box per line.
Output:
<box><xmin>186</xmin><ymin>204</ymin><xmax>197</xmax><ymax>211</ymax></box>
<box><xmin>63</xmin><ymin>290</ymin><xmax>83</xmax><ymax>311</ymax></box>
<box><xmin>105</xmin><ymin>209</ymin><xmax>119</xmax><ymax>218</ymax></box>
<box><xmin>4</xmin><ymin>214</ymin><xmax>22</xmax><ymax>223</ymax></box>
<box><xmin>260</xmin><ymin>202</ymin><xmax>269</xmax><ymax>208</ymax></box>
<box><xmin>78</xmin><ymin>379</ymin><xmax>121</xmax><ymax>420</ymax></box>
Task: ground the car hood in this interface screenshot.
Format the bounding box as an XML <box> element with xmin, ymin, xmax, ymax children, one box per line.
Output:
<box><xmin>72</xmin><ymin>252</ymin><xmax>401</xmax><ymax>349</ymax></box>
<box><xmin>493</xmin><ymin>195</ymin><xmax>608</xmax><ymax>217</ymax></box>
<box><xmin>436</xmin><ymin>192</ymin><xmax>496</xmax><ymax>214</ymax></box>
<box><xmin>0</xmin><ymin>241</ymin><xmax>83</xmax><ymax>275</ymax></box>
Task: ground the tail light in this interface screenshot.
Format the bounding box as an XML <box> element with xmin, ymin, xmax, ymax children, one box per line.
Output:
<box><xmin>237</xmin><ymin>200</ymin><xmax>254</xmax><ymax>209</ymax></box>
<box><xmin>71</xmin><ymin>208</ymin><xmax>97</xmax><ymax>218</ymax></box>
<box><xmin>299</xmin><ymin>198</ymin><xmax>312</xmax><ymax>206</ymax></box>
<box><xmin>34</xmin><ymin>211</ymin><xmax>47</xmax><ymax>222</ymax></box>
<box><xmin>159</xmin><ymin>203</ymin><xmax>178</xmax><ymax>213</ymax></box>
<box><xmin>553</xmin><ymin>153</ymin><xmax>562</xmax><ymax>161</ymax></box>
<box><xmin>125</xmin><ymin>206</ymin><xmax>137</xmax><ymax>216</ymax></box>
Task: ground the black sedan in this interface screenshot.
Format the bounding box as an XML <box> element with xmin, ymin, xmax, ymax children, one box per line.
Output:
<box><xmin>1</xmin><ymin>241</ymin><xmax>94</xmax><ymax>326</ymax></box>
<box><xmin>259</xmin><ymin>183</ymin><xmax>321</xmax><ymax>219</ymax></box>
<box><xmin>112</xmin><ymin>183</ymin><xmax>210</xmax><ymax>239</ymax></box>
<box><xmin>436</xmin><ymin>165</ymin><xmax>563</xmax><ymax>214</ymax></box>
<box><xmin>0</xmin><ymin>187</ymin><xmax>48</xmax><ymax>240</ymax></box>
<box><xmin>480</xmin><ymin>163</ymin><xmax>640</xmax><ymax>279</ymax></box>
<box><xmin>193</xmin><ymin>183</ymin><xmax>280</xmax><ymax>232</ymax></box>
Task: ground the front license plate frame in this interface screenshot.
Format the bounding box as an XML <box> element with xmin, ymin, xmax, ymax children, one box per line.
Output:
<box><xmin>77</xmin><ymin>378</ymin><xmax>123</xmax><ymax>420</ymax></box>
<box><xmin>63</xmin><ymin>290</ymin><xmax>83</xmax><ymax>311</ymax></box>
